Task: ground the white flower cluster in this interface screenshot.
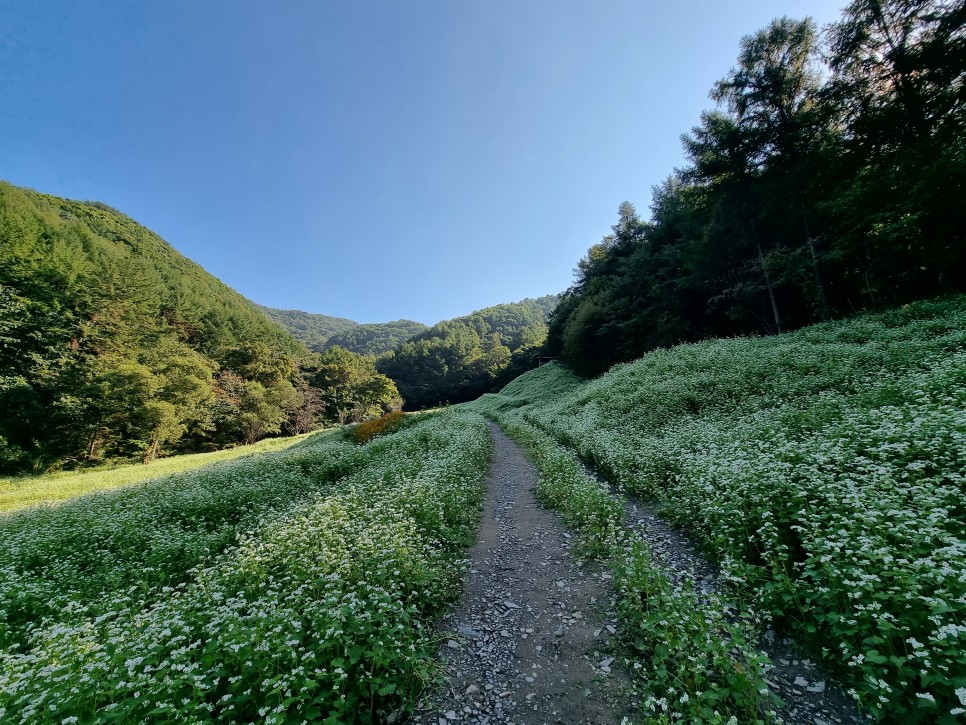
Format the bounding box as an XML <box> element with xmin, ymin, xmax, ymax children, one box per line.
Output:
<box><xmin>0</xmin><ymin>409</ymin><xmax>491</xmax><ymax>723</ymax></box>
<box><xmin>488</xmin><ymin>411</ymin><xmax>772</xmax><ymax>722</ymax></box>
<box><xmin>474</xmin><ymin>298</ymin><xmax>966</xmax><ymax>720</ymax></box>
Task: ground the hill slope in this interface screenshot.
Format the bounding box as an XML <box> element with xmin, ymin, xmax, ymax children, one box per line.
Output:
<box><xmin>323</xmin><ymin>319</ymin><xmax>429</xmax><ymax>356</ymax></box>
<box><xmin>379</xmin><ymin>295</ymin><xmax>558</xmax><ymax>409</ymax></box>
<box><xmin>471</xmin><ymin>295</ymin><xmax>966</xmax><ymax>720</ymax></box>
<box><xmin>0</xmin><ymin>181</ymin><xmax>316</xmax><ymax>470</ymax></box>
<box><xmin>258</xmin><ymin>306</ymin><xmax>359</xmax><ymax>352</ymax></box>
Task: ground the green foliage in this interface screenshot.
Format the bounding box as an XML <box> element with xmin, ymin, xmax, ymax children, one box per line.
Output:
<box><xmin>0</xmin><ymin>182</ymin><xmax>325</xmax><ymax>471</ymax></box>
<box><xmin>259</xmin><ymin>305</ymin><xmax>359</xmax><ymax>352</ymax></box>
<box><xmin>547</xmin><ymin>3</ymin><xmax>966</xmax><ymax>374</ymax></box>
<box><xmin>379</xmin><ymin>296</ymin><xmax>558</xmax><ymax>409</ymax></box>
<box><xmin>0</xmin><ymin>428</ymin><xmax>360</xmax><ymax>651</ymax></box>
<box><xmin>0</xmin><ymin>408</ymin><xmax>492</xmax><ymax>723</ymax></box>
<box><xmin>324</xmin><ymin>319</ymin><xmax>429</xmax><ymax>357</ymax></box>
<box><xmin>0</xmin><ymin>432</ymin><xmax>315</xmax><ymax>513</ymax></box>
<box><xmin>478</xmin><ymin>296</ymin><xmax>966</xmax><ymax>720</ymax></box>
<box><xmin>309</xmin><ymin>345</ymin><xmax>402</xmax><ymax>424</ymax></box>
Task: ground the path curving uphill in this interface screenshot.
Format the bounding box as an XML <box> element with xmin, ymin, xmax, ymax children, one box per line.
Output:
<box><xmin>411</xmin><ymin>423</ymin><xmax>632</xmax><ymax>724</ymax></box>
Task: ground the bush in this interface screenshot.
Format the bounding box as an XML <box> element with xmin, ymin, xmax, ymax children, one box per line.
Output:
<box><xmin>353</xmin><ymin>411</ymin><xmax>407</xmax><ymax>443</ymax></box>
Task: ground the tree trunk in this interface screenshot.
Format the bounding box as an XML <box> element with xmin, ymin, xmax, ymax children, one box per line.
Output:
<box><xmin>143</xmin><ymin>438</ymin><xmax>159</xmax><ymax>464</ymax></box>
<box><xmin>87</xmin><ymin>429</ymin><xmax>100</xmax><ymax>461</ymax></box>
<box><xmin>756</xmin><ymin>239</ymin><xmax>783</xmax><ymax>334</ymax></box>
<box><xmin>801</xmin><ymin>205</ymin><xmax>829</xmax><ymax>321</ymax></box>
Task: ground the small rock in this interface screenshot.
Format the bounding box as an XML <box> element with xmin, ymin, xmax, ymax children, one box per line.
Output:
<box><xmin>444</xmin><ymin>711</ymin><xmax>458</xmax><ymax>721</ymax></box>
<box><xmin>504</xmin><ymin>601</ymin><xmax>520</xmax><ymax>609</ymax></box>
<box><xmin>794</xmin><ymin>676</ymin><xmax>810</xmax><ymax>688</ymax></box>
<box><xmin>807</xmin><ymin>680</ymin><xmax>826</xmax><ymax>693</ymax></box>
<box><xmin>457</xmin><ymin>625</ymin><xmax>482</xmax><ymax>639</ymax></box>
<box><xmin>465</xmin><ymin>685</ymin><xmax>480</xmax><ymax>696</ymax></box>
<box><xmin>447</xmin><ymin>639</ymin><xmax>460</xmax><ymax>650</ymax></box>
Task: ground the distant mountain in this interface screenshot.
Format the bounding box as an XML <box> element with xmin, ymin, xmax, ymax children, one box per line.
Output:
<box><xmin>261</xmin><ymin>309</ymin><xmax>429</xmax><ymax>357</ymax></box>
<box><xmin>258</xmin><ymin>306</ymin><xmax>358</xmax><ymax>352</ymax></box>
<box><xmin>324</xmin><ymin>320</ymin><xmax>429</xmax><ymax>357</ymax></box>
<box><xmin>378</xmin><ymin>295</ymin><xmax>560</xmax><ymax>409</ymax></box>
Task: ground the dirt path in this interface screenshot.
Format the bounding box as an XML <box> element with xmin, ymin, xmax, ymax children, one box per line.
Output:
<box><xmin>410</xmin><ymin>423</ymin><xmax>632</xmax><ymax>725</ymax></box>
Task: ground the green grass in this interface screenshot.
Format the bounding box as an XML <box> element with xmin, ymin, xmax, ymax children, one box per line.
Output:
<box><xmin>469</xmin><ymin>295</ymin><xmax>966</xmax><ymax>722</ymax></box>
<box><xmin>0</xmin><ymin>433</ymin><xmax>320</xmax><ymax>513</ymax></box>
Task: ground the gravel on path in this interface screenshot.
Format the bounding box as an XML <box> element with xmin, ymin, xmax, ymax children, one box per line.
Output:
<box><xmin>410</xmin><ymin>422</ymin><xmax>633</xmax><ymax>725</ymax></box>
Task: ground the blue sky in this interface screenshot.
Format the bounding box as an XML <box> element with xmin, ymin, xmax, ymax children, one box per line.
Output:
<box><xmin>1</xmin><ymin>1</ymin><xmax>847</xmax><ymax>324</ymax></box>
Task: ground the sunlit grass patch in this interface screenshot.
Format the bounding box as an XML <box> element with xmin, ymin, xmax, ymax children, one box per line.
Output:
<box><xmin>0</xmin><ymin>431</ymin><xmax>323</xmax><ymax>513</ymax></box>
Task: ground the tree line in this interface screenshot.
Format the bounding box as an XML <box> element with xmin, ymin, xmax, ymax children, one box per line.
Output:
<box><xmin>378</xmin><ymin>296</ymin><xmax>558</xmax><ymax>409</ymax></box>
<box><xmin>547</xmin><ymin>0</ymin><xmax>965</xmax><ymax>375</ymax></box>
<box><xmin>0</xmin><ymin>183</ymin><xmax>400</xmax><ymax>473</ymax></box>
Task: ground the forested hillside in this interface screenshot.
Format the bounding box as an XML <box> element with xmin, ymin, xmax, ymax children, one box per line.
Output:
<box><xmin>261</xmin><ymin>308</ymin><xmax>427</xmax><ymax>357</ymax></box>
<box><xmin>548</xmin><ymin>3</ymin><xmax>965</xmax><ymax>375</ymax></box>
<box><xmin>0</xmin><ymin>183</ymin><xmax>401</xmax><ymax>472</ymax></box>
<box><xmin>378</xmin><ymin>296</ymin><xmax>558</xmax><ymax>409</ymax></box>
<box><xmin>324</xmin><ymin>319</ymin><xmax>429</xmax><ymax>356</ymax></box>
<box><xmin>258</xmin><ymin>306</ymin><xmax>357</xmax><ymax>352</ymax></box>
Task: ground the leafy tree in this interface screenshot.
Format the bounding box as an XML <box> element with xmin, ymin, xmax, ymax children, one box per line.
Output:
<box><xmin>545</xmin><ymin>7</ymin><xmax>963</xmax><ymax>377</ymax></box>
<box><xmin>310</xmin><ymin>346</ymin><xmax>401</xmax><ymax>423</ymax></box>
<box><xmin>258</xmin><ymin>306</ymin><xmax>358</xmax><ymax>353</ymax></box>
<box><xmin>323</xmin><ymin>320</ymin><xmax>429</xmax><ymax>356</ymax></box>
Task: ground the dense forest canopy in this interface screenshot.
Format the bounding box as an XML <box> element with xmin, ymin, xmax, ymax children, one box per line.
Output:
<box><xmin>547</xmin><ymin>1</ymin><xmax>965</xmax><ymax>375</ymax></box>
<box><xmin>260</xmin><ymin>308</ymin><xmax>429</xmax><ymax>357</ymax></box>
<box><xmin>0</xmin><ymin>183</ymin><xmax>400</xmax><ymax>472</ymax></box>
<box><xmin>323</xmin><ymin>320</ymin><xmax>429</xmax><ymax>357</ymax></box>
<box><xmin>258</xmin><ymin>306</ymin><xmax>357</xmax><ymax>352</ymax></box>
<box><xmin>378</xmin><ymin>296</ymin><xmax>558</xmax><ymax>409</ymax></box>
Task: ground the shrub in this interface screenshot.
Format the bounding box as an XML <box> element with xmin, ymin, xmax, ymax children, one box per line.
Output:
<box><xmin>353</xmin><ymin>411</ymin><xmax>407</xmax><ymax>443</ymax></box>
